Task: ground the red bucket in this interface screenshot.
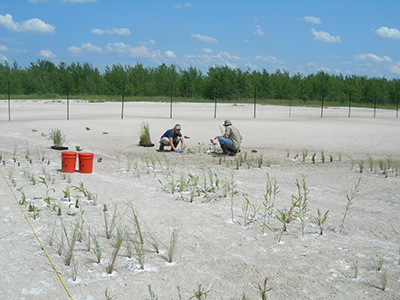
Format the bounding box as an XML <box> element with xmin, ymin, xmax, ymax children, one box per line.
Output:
<box><xmin>61</xmin><ymin>151</ymin><xmax>77</xmax><ymax>173</ymax></box>
<box><xmin>78</xmin><ymin>152</ymin><xmax>94</xmax><ymax>174</ymax></box>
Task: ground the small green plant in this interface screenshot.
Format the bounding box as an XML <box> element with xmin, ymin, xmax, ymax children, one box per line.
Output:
<box><xmin>276</xmin><ymin>209</ymin><xmax>287</xmax><ymax>243</ymax></box>
<box><xmin>189</xmin><ymin>284</ymin><xmax>210</xmax><ymax>300</ymax></box>
<box><xmin>339</xmin><ymin>177</ymin><xmax>361</xmax><ymax>233</ymax></box>
<box><xmin>62</xmin><ymin>186</ymin><xmax>71</xmax><ymax>201</ymax></box>
<box><xmin>376</xmin><ymin>255</ymin><xmax>384</xmax><ymax>272</ymax></box>
<box><xmin>48</xmin><ymin>128</ymin><xmax>65</xmax><ymax>147</ymax></box>
<box><xmin>104</xmin><ymin>289</ymin><xmax>116</xmax><ymax>300</ymax></box>
<box><xmin>302</xmin><ymin>149</ymin><xmax>308</xmax><ymax>162</ymax></box>
<box><xmin>241</xmin><ymin>197</ymin><xmax>251</xmax><ymax>227</ymax></box>
<box><xmin>133</xmin><ymin>239</ymin><xmax>145</xmax><ymax>270</ymax></box>
<box><xmin>28</xmin><ymin>203</ymin><xmax>40</xmax><ymax>219</ymax></box>
<box><xmin>72</xmin><ymin>182</ymin><xmax>88</xmax><ymax>198</ymax></box>
<box><xmin>256</xmin><ymin>277</ymin><xmax>272</xmax><ymax>300</ymax></box>
<box><xmin>321</xmin><ymin>151</ymin><xmax>325</xmax><ymax>163</ymax></box>
<box><xmin>358</xmin><ymin>160</ymin><xmax>364</xmax><ymax>173</ymax></box>
<box><xmin>39</xmin><ymin>176</ymin><xmax>55</xmax><ymax>207</ymax></box>
<box><xmin>380</xmin><ymin>268</ymin><xmax>388</xmax><ymax>291</ymax></box>
<box><xmin>106</xmin><ymin>227</ymin><xmax>124</xmax><ymax>274</ymax></box>
<box><xmin>257</xmin><ymin>154</ymin><xmax>263</xmax><ymax>168</ymax></box>
<box><xmin>148</xmin><ymin>284</ymin><xmax>158</xmax><ymax>300</ymax></box>
<box><xmin>167</xmin><ymin>227</ymin><xmax>179</xmax><ymax>263</ymax></box>
<box><xmin>139</xmin><ymin>121</ymin><xmax>152</xmax><ymax>146</ymax></box>
<box><xmin>63</xmin><ymin>221</ymin><xmax>79</xmax><ymax>266</ymax></box>
<box><xmin>353</xmin><ymin>257</ymin><xmax>359</xmax><ymax>279</ymax></box>
<box><xmin>91</xmin><ymin>233</ymin><xmax>102</xmax><ymax>263</ymax></box>
<box><xmin>17</xmin><ymin>188</ymin><xmax>26</xmax><ymax>205</ymax></box>
<box><xmin>291</xmin><ymin>176</ymin><xmax>309</xmax><ymax>237</ymax></box>
<box><xmin>312</xmin><ymin>209</ymin><xmax>329</xmax><ymax>235</ymax></box>
<box><xmin>103</xmin><ymin>204</ymin><xmax>119</xmax><ymax>239</ymax></box>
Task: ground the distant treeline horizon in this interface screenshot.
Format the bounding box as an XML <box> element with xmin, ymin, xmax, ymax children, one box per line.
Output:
<box><xmin>1</xmin><ymin>60</ymin><xmax>399</xmax><ymax>106</ymax></box>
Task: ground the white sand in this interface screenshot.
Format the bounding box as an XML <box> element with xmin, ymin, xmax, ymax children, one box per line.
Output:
<box><xmin>0</xmin><ymin>100</ymin><xmax>399</xmax><ymax>299</ymax></box>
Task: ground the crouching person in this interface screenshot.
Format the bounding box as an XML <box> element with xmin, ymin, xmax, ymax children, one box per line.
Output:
<box><xmin>159</xmin><ymin>124</ymin><xmax>185</xmax><ymax>153</ymax></box>
<box><xmin>215</xmin><ymin>120</ymin><xmax>242</xmax><ymax>155</ymax></box>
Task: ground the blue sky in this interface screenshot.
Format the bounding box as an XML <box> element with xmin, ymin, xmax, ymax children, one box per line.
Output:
<box><xmin>0</xmin><ymin>0</ymin><xmax>399</xmax><ymax>78</ymax></box>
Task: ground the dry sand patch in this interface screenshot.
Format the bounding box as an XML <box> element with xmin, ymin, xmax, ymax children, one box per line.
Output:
<box><xmin>0</xmin><ymin>101</ymin><xmax>399</xmax><ymax>299</ymax></box>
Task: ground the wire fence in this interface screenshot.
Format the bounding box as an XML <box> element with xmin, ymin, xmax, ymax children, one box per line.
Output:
<box><xmin>1</xmin><ymin>88</ymin><xmax>399</xmax><ymax>122</ymax></box>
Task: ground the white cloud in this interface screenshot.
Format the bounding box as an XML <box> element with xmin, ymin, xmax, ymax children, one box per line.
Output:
<box><xmin>183</xmin><ymin>51</ymin><xmax>240</xmax><ymax>67</ymax></box>
<box><xmin>173</xmin><ymin>3</ymin><xmax>193</xmax><ymax>9</ymax></box>
<box><xmin>304</xmin><ymin>16</ymin><xmax>321</xmax><ymax>24</ymax></box>
<box><xmin>0</xmin><ymin>13</ymin><xmax>55</xmax><ymax>34</ymax></box>
<box><xmin>0</xmin><ymin>44</ymin><xmax>8</xmax><ymax>52</ymax></box>
<box><xmin>91</xmin><ymin>28</ymin><xmax>130</xmax><ymax>36</ymax></box>
<box><xmin>139</xmin><ymin>39</ymin><xmax>156</xmax><ymax>46</ymax></box>
<box><xmin>190</xmin><ymin>33</ymin><xmax>217</xmax><ymax>43</ymax></box>
<box><xmin>311</xmin><ymin>28</ymin><xmax>341</xmax><ymax>43</ymax></box>
<box><xmin>105</xmin><ymin>42</ymin><xmax>130</xmax><ymax>53</ymax></box>
<box><xmin>254</xmin><ymin>25</ymin><xmax>265</xmax><ymax>36</ymax></box>
<box><xmin>202</xmin><ymin>48</ymin><xmax>213</xmax><ymax>54</ymax></box>
<box><xmin>355</xmin><ymin>53</ymin><xmax>400</xmax><ymax>75</ymax></box>
<box><xmin>67</xmin><ymin>43</ymin><xmax>102</xmax><ymax>55</ymax></box>
<box><xmin>255</xmin><ymin>55</ymin><xmax>278</xmax><ymax>64</ymax></box>
<box><xmin>387</xmin><ymin>64</ymin><xmax>400</xmax><ymax>74</ymax></box>
<box><xmin>0</xmin><ymin>53</ymin><xmax>8</xmax><ymax>62</ymax></box>
<box><xmin>165</xmin><ymin>50</ymin><xmax>177</xmax><ymax>58</ymax></box>
<box><xmin>375</xmin><ymin>26</ymin><xmax>400</xmax><ymax>40</ymax></box>
<box><xmin>355</xmin><ymin>53</ymin><xmax>391</xmax><ymax>62</ymax></box>
<box><xmin>39</xmin><ymin>49</ymin><xmax>55</xmax><ymax>58</ymax></box>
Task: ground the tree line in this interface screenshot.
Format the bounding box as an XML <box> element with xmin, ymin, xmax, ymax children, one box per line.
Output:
<box><xmin>1</xmin><ymin>60</ymin><xmax>399</xmax><ymax>106</ymax></box>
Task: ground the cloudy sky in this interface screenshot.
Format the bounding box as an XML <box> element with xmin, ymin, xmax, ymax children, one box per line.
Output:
<box><xmin>0</xmin><ymin>0</ymin><xmax>399</xmax><ymax>78</ymax></box>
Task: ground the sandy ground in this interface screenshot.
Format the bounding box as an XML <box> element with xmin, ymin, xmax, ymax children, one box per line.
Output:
<box><xmin>0</xmin><ymin>100</ymin><xmax>399</xmax><ymax>300</ymax></box>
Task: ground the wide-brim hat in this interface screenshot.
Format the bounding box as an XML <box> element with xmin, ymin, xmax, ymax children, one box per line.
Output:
<box><xmin>223</xmin><ymin>120</ymin><xmax>232</xmax><ymax>126</ymax></box>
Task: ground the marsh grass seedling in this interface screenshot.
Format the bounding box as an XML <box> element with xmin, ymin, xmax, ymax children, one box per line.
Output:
<box><xmin>339</xmin><ymin>177</ymin><xmax>361</xmax><ymax>234</ymax></box>
<box><xmin>256</xmin><ymin>276</ymin><xmax>272</xmax><ymax>300</ymax></box>
<box><xmin>379</xmin><ymin>268</ymin><xmax>388</xmax><ymax>291</ymax></box>
<box><xmin>353</xmin><ymin>257</ymin><xmax>359</xmax><ymax>279</ymax></box>
<box><xmin>257</xmin><ymin>154</ymin><xmax>263</xmax><ymax>168</ymax></box>
<box><xmin>104</xmin><ymin>289</ymin><xmax>116</xmax><ymax>300</ymax></box>
<box><xmin>63</xmin><ymin>221</ymin><xmax>79</xmax><ymax>266</ymax></box>
<box><xmin>302</xmin><ymin>149</ymin><xmax>308</xmax><ymax>162</ymax></box>
<box><xmin>91</xmin><ymin>233</ymin><xmax>102</xmax><ymax>263</ymax></box>
<box><xmin>48</xmin><ymin>128</ymin><xmax>65</xmax><ymax>147</ymax></box>
<box><xmin>189</xmin><ymin>284</ymin><xmax>211</xmax><ymax>300</ymax></box>
<box><xmin>106</xmin><ymin>227</ymin><xmax>124</xmax><ymax>274</ymax></box>
<box><xmin>167</xmin><ymin>227</ymin><xmax>179</xmax><ymax>263</ymax></box>
<box><xmin>311</xmin><ymin>209</ymin><xmax>329</xmax><ymax>235</ymax></box>
<box><xmin>291</xmin><ymin>176</ymin><xmax>309</xmax><ymax>237</ymax></box>
<box><xmin>103</xmin><ymin>204</ymin><xmax>120</xmax><ymax>239</ymax></box>
<box><xmin>276</xmin><ymin>209</ymin><xmax>287</xmax><ymax>243</ymax></box>
<box><xmin>148</xmin><ymin>284</ymin><xmax>158</xmax><ymax>300</ymax></box>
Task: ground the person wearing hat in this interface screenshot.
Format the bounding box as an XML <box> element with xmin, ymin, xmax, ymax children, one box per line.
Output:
<box><xmin>215</xmin><ymin>120</ymin><xmax>242</xmax><ymax>155</ymax></box>
<box><xmin>159</xmin><ymin>124</ymin><xmax>185</xmax><ymax>152</ymax></box>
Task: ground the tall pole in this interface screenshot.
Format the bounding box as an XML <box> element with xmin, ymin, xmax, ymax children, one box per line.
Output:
<box><xmin>66</xmin><ymin>81</ymin><xmax>70</xmax><ymax>120</ymax></box>
<box><xmin>373</xmin><ymin>93</ymin><xmax>377</xmax><ymax>118</ymax></box>
<box><xmin>320</xmin><ymin>94</ymin><xmax>324</xmax><ymax>118</ymax></box>
<box><xmin>348</xmin><ymin>91</ymin><xmax>351</xmax><ymax>118</ymax></box>
<box><xmin>170</xmin><ymin>84</ymin><xmax>173</xmax><ymax>119</ymax></box>
<box><xmin>7</xmin><ymin>81</ymin><xmax>10</xmax><ymax>121</ymax></box>
<box><xmin>121</xmin><ymin>82</ymin><xmax>125</xmax><ymax>120</ymax></box>
<box><xmin>7</xmin><ymin>81</ymin><xmax>11</xmax><ymax>121</ymax></box>
<box><xmin>396</xmin><ymin>95</ymin><xmax>399</xmax><ymax>119</ymax></box>
<box><xmin>253</xmin><ymin>87</ymin><xmax>257</xmax><ymax>118</ymax></box>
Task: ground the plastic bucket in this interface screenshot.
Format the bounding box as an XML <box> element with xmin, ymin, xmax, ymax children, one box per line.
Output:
<box><xmin>78</xmin><ymin>152</ymin><xmax>94</xmax><ymax>174</ymax></box>
<box><xmin>61</xmin><ymin>151</ymin><xmax>77</xmax><ymax>173</ymax></box>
